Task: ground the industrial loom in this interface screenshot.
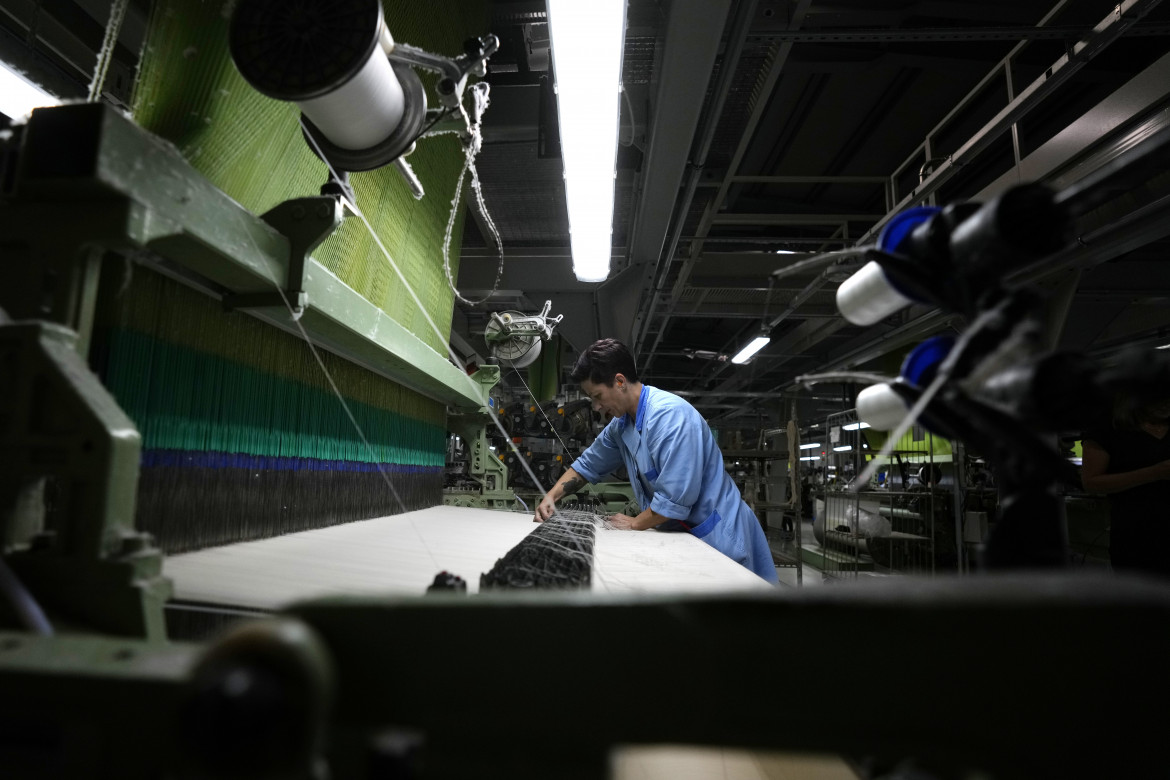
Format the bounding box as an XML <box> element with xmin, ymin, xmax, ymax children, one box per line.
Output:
<box><xmin>2</xmin><ymin>1</ymin><xmax>1170</xmax><ymax>778</ymax></box>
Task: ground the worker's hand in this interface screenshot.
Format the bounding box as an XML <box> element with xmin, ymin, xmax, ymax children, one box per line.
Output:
<box><xmin>534</xmin><ymin>494</ymin><xmax>557</xmax><ymax>523</ymax></box>
<box><xmin>607</xmin><ymin>513</ymin><xmax>638</xmax><ymax>530</ymax></box>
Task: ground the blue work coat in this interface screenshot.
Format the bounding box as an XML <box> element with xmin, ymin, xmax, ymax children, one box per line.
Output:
<box><xmin>572</xmin><ymin>386</ymin><xmax>778</xmax><ymax>583</ymax></box>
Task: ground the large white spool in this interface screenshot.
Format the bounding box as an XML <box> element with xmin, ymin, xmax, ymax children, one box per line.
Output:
<box><xmin>297</xmin><ymin>45</ymin><xmax>405</xmax><ymax>150</ymax></box>
<box><xmin>835</xmin><ymin>261</ymin><xmax>916</xmax><ymax>326</ymax></box>
<box><xmin>856</xmin><ymin>383</ymin><xmax>912</xmax><ymax>431</ymax></box>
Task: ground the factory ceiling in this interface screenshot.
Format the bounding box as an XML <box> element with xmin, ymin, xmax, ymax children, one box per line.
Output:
<box><xmin>3</xmin><ymin>0</ymin><xmax>1170</xmax><ymax>427</ymax></box>
<box><xmin>458</xmin><ymin>0</ymin><xmax>1170</xmax><ymax>426</ymax></box>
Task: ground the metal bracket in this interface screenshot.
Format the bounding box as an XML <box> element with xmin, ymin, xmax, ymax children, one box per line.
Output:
<box><xmin>222</xmin><ymin>196</ymin><xmax>342</xmax><ymax>313</ymax></box>
<box><xmin>0</xmin><ymin>320</ymin><xmax>170</xmax><ymax>640</ymax></box>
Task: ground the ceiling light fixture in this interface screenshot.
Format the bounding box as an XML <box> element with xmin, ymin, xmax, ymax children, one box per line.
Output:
<box><xmin>731</xmin><ymin>332</ymin><xmax>770</xmax><ymax>365</ymax></box>
<box><xmin>0</xmin><ymin>61</ymin><xmax>60</xmax><ymax>119</ymax></box>
<box><xmin>799</xmin><ymin>455</ymin><xmax>820</xmax><ymax>461</ymax></box>
<box><xmin>798</xmin><ymin>442</ymin><xmax>820</xmax><ymax>450</ymax></box>
<box><xmin>547</xmin><ymin>0</ymin><xmax>626</xmax><ymax>283</ymax></box>
<box><xmin>842</xmin><ymin>421</ymin><xmax>871</xmax><ymax>431</ymax></box>
<box><xmin>833</xmin><ymin>445</ymin><xmax>852</xmax><ymax>452</ymax></box>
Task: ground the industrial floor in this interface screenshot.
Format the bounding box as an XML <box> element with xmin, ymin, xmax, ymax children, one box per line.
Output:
<box><xmin>771</xmin><ymin>518</ymin><xmax>903</xmax><ymax>588</ymax></box>
<box><xmin>770</xmin><ymin>518</ymin><xmax>822</xmax><ymax>588</ymax></box>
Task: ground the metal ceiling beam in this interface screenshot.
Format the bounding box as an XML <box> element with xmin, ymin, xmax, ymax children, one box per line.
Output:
<box><xmin>977</xmin><ymin>53</ymin><xmax>1170</xmax><ymax>199</ymax></box>
<box><xmin>730</xmin><ymin>175</ymin><xmax>888</xmax><ymax>184</ymax></box>
<box><xmin>697</xmin><ymin>316</ymin><xmax>851</xmax><ymax>398</ymax></box>
<box><xmin>710</xmin><ymin>213</ymin><xmax>885</xmax><ymax>226</ymax></box>
<box><xmin>745</xmin><ymin>23</ymin><xmax>1170</xmax><ymax>43</ymax></box>
<box><xmin>750</xmin><ymin>58</ymin><xmax>1170</xmax><ymax>395</ymax></box>
<box><xmin>860</xmin><ymin>0</ymin><xmax>1165</xmax><ymax>245</ymax></box>
<box><xmin>638</xmin><ymin>0</ymin><xmax>814</xmax><ymax>373</ymax></box>
<box><xmin>457</xmin><ymin>252</ymin><xmax>621</xmax><ymax>292</ymax></box>
<box><xmin>630</xmin><ymin>0</ymin><xmax>764</xmax><ymax>363</ymax></box>
<box><xmin>659</xmin><ymin>0</ymin><xmax>1164</xmax><ymax>393</ymax></box>
<box><xmin>706</xmin><ymin>320</ymin><xmax>855</xmax><ymax>421</ymax></box>
<box><xmin>660</xmin><ymin>306</ymin><xmax>840</xmax><ymax>320</ymax></box>
<box><xmin>623</xmin><ymin>0</ymin><xmax>736</xmax><ymax>303</ymax></box>
<box><xmin>681</xmin><ymin>236</ymin><xmax>854</xmax><ymax>245</ymax></box>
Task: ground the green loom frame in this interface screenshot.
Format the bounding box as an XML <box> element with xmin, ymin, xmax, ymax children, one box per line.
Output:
<box><xmin>3</xmin><ymin>103</ymin><xmax>488</xmax><ymax>412</ymax></box>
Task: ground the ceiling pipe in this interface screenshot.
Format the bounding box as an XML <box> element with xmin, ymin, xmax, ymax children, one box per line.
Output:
<box><xmin>631</xmin><ymin>0</ymin><xmax>759</xmax><ymax>367</ymax></box>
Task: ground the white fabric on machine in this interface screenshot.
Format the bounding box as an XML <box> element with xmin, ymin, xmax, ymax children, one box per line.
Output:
<box><xmin>164</xmin><ymin>505</ymin><xmax>769</xmax><ymax>609</ymax></box>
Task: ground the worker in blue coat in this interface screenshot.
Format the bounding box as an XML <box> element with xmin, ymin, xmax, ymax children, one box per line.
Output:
<box><xmin>535</xmin><ymin>339</ymin><xmax>778</xmax><ymax>583</ymax></box>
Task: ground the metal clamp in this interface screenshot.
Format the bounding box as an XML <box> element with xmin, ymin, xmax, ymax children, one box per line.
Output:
<box><xmin>222</xmin><ymin>196</ymin><xmax>342</xmax><ymax>315</ymax></box>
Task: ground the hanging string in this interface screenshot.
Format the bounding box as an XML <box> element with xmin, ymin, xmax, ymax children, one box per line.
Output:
<box><xmin>88</xmin><ymin>0</ymin><xmax>131</xmax><ymax>102</ymax></box>
<box><xmin>297</xmin><ymin>107</ymin><xmax>551</xmax><ymax>502</ymax></box>
<box><xmin>441</xmin><ymin>82</ymin><xmax>505</xmax><ymax>306</ymax></box>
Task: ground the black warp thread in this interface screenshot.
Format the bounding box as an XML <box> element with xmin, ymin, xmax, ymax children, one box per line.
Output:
<box><xmin>480</xmin><ymin>517</ymin><xmax>595</xmax><ymax>590</ymax></box>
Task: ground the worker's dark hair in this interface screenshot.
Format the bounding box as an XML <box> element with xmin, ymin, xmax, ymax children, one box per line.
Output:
<box><xmin>571</xmin><ymin>338</ymin><xmax>640</xmax><ymax>386</ymax></box>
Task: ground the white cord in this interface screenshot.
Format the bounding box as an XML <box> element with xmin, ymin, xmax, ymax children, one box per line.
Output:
<box><xmin>442</xmin><ymin>82</ymin><xmax>505</xmax><ymax>306</ymax></box>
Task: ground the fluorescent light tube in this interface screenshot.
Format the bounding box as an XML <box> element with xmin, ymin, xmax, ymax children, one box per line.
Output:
<box><xmin>798</xmin><ymin>442</ymin><xmax>820</xmax><ymax>450</ymax></box>
<box><xmin>547</xmin><ymin>0</ymin><xmax>626</xmax><ymax>283</ymax></box>
<box><xmin>842</xmin><ymin>422</ymin><xmax>871</xmax><ymax>430</ymax></box>
<box><xmin>0</xmin><ymin>61</ymin><xmax>60</xmax><ymax>119</ymax></box>
<box><xmin>731</xmin><ymin>335</ymin><xmax>770</xmax><ymax>364</ymax></box>
<box><xmin>833</xmin><ymin>445</ymin><xmax>852</xmax><ymax>452</ymax></box>
<box><xmin>799</xmin><ymin>456</ymin><xmax>820</xmax><ymax>461</ymax></box>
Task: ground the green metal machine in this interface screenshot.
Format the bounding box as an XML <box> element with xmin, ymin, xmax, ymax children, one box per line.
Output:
<box><xmin>0</xmin><ymin>104</ymin><xmax>491</xmax><ymax>639</ymax></box>
<box><xmin>442</xmin><ymin>366</ymin><xmax>520</xmax><ymax>511</ymax></box>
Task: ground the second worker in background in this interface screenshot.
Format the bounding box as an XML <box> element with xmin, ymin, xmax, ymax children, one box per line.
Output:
<box><xmin>535</xmin><ymin>338</ymin><xmax>779</xmax><ymax>584</ymax></box>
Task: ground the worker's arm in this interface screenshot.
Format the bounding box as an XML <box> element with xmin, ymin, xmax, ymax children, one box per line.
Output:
<box><xmin>607</xmin><ymin>507</ymin><xmax>671</xmax><ymax>531</ymax></box>
<box><xmin>534</xmin><ymin>467</ymin><xmax>589</xmax><ymax>522</ymax></box>
<box><xmin>1081</xmin><ymin>439</ymin><xmax>1170</xmax><ymax>494</ymax></box>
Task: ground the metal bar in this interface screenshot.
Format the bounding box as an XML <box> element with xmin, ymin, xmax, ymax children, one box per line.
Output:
<box><xmin>747</xmin><ymin>22</ymin><xmax>1170</xmax><ymax>42</ymax></box>
<box><xmin>677</xmin><ymin>236</ymin><xmax>854</xmax><ymax>245</ymax></box>
<box><xmin>886</xmin><ymin>0</ymin><xmax>1071</xmax><ymax>201</ymax></box>
<box><xmin>710</xmin><ymin>213</ymin><xmax>885</xmax><ymax>226</ymax></box>
<box><xmin>861</xmin><ymin>0</ymin><xmax>1164</xmax><ymax>245</ymax></box>
<box><xmin>657</xmin><ymin>309</ymin><xmax>841</xmax><ymax>320</ymax></box>
<box><xmin>729</xmin><ymin>175</ymin><xmax>888</xmax><ymax>184</ymax></box>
